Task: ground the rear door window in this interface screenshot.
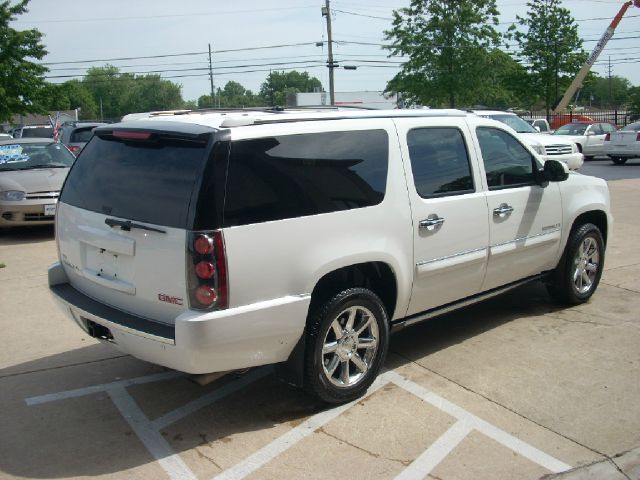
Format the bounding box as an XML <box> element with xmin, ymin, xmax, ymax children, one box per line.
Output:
<box><xmin>60</xmin><ymin>135</ymin><xmax>211</xmax><ymax>229</ymax></box>
<box><xmin>224</xmin><ymin>130</ymin><xmax>389</xmax><ymax>227</ymax></box>
<box><xmin>407</xmin><ymin>127</ymin><xmax>474</xmax><ymax>197</ymax></box>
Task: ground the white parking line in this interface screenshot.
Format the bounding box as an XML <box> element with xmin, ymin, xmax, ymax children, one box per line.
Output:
<box><xmin>109</xmin><ymin>386</ymin><xmax>197</xmax><ymax>480</ymax></box>
<box><xmin>212</xmin><ymin>376</ymin><xmax>389</xmax><ymax>480</ymax></box>
<box><xmin>385</xmin><ymin>371</ymin><xmax>572</xmax><ymax>474</ymax></box>
<box><xmin>394</xmin><ymin>420</ymin><xmax>473</xmax><ymax>480</ymax></box>
<box><xmin>25</xmin><ymin>370</ymin><xmax>182</xmax><ymax>406</ymax></box>
<box><xmin>24</xmin><ymin>368</ymin><xmax>573</xmax><ymax>480</ymax></box>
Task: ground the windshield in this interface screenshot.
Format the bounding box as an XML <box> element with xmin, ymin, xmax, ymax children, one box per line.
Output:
<box><xmin>0</xmin><ymin>143</ymin><xmax>75</xmax><ymax>171</ymax></box>
<box><xmin>622</xmin><ymin>123</ymin><xmax>640</xmax><ymax>132</ymax></box>
<box><xmin>554</xmin><ymin>123</ymin><xmax>588</xmax><ymax>135</ymax></box>
<box><xmin>483</xmin><ymin>114</ymin><xmax>537</xmax><ymax>133</ymax></box>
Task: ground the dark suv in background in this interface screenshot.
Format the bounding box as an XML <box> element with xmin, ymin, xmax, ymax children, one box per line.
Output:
<box><xmin>59</xmin><ymin>121</ymin><xmax>107</xmax><ymax>155</ymax></box>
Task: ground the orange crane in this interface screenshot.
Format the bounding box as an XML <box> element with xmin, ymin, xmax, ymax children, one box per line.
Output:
<box><xmin>553</xmin><ymin>0</ymin><xmax>640</xmax><ymax>114</ymax></box>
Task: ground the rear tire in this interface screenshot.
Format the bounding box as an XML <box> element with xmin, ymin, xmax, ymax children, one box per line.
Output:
<box><xmin>584</xmin><ymin>155</ymin><xmax>594</xmax><ymax>161</ymax></box>
<box><xmin>611</xmin><ymin>157</ymin><xmax>627</xmax><ymax>165</ymax></box>
<box><xmin>547</xmin><ymin>223</ymin><xmax>605</xmax><ymax>305</ymax></box>
<box><xmin>304</xmin><ymin>288</ymin><xmax>389</xmax><ymax>404</ymax></box>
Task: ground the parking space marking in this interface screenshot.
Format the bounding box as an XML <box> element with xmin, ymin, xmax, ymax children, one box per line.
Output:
<box><xmin>25</xmin><ymin>370</ymin><xmax>182</xmax><ymax>406</ymax></box>
<box><xmin>394</xmin><ymin>420</ymin><xmax>473</xmax><ymax>480</ymax></box>
<box><xmin>109</xmin><ymin>386</ymin><xmax>197</xmax><ymax>480</ymax></box>
<box><xmin>386</xmin><ymin>371</ymin><xmax>572</xmax><ymax>475</ymax></box>
<box><xmin>150</xmin><ymin>368</ymin><xmax>271</xmax><ymax>430</ymax></box>
<box><xmin>24</xmin><ymin>368</ymin><xmax>573</xmax><ymax>480</ymax></box>
<box><xmin>212</xmin><ymin>376</ymin><xmax>389</xmax><ymax>480</ymax></box>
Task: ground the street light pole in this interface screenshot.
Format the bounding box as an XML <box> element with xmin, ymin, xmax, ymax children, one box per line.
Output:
<box><xmin>322</xmin><ymin>0</ymin><xmax>335</xmax><ymax>106</ymax></box>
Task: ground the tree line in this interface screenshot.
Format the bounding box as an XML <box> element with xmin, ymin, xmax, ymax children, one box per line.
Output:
<box><xmin>2</xmin><ymin>0</ymin><xmax>639</xmax><ymax>124</ymax></box>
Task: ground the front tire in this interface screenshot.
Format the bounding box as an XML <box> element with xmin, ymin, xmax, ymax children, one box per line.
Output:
<box><xmin>304</xmin><ymin>288</ymin><xmax>389</xmax><ymax>404</ymax></box>
<box><xmin>547</xmin><ymin>223</ymin><xmax>605</xmax><ymax>305</ymax></box>
<box><xmin>611</xmin><ymin>157</ymin><xmax>627</xmax><ymax>165</ymax></box>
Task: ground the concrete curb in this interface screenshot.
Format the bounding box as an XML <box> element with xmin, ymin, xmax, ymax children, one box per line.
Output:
<box><xmin>541</xmin><ymin>447</ymin><xmax>640</xmax><ymax>479</ymax></box>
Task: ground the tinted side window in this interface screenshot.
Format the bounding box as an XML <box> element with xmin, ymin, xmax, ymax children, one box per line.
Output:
<box><xmin>601</xmin><ymin>123</ymin><xmax>616</xmax><ymax>133</ymax></box>
<box><xmin>407</xmin><ymin>128</ymin><xmax>474</xmax><ymax>197</ymax></box>
<box><xmin>476</xmin><ymin>127</ymin><xmax>535</xmax><ymax>189</ymax></box>
<box><xmin>535</xmin><ymin>120</ymin><xmax>548</xmax><ymax>132</ymax></box>
<box><xmin>224</xmin><ymin>130</ymin><xmax>388</xmax><ymax>227</ymax></box>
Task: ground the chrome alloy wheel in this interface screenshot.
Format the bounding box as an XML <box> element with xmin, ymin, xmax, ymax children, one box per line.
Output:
<box><xmin>321</xmin><ymin>306</ymin><xmax>379</xmax><ymax>388</ymax></box>
<box><xmin>572</xmin><ymin>236</ymin><xmax>600</xmax><ymax>294</ymax></box>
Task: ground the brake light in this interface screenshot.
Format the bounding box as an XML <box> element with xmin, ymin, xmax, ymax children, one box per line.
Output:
<box><xmin>113</xmin><ymin>130</ymin><xmax>152</xmax><ymax>140</ymax></box>
<box><xmin>68</xmin><ymin>145</ymin><xmax>81</xmax><ymax>154</ymax></box>
<box><xmin>187</xmin><ymin>230</ymin><xmax>228</xmax><ymax>310</ymax></box>
<box><xmin>637</xmin><ymin>132</ymin><xmax>640</xmax><ymax>142</ymax></box>
<box><xmin>604</xmin><ymin>133</ymin><xmax>610</xmax><ymax>141</ymax></box>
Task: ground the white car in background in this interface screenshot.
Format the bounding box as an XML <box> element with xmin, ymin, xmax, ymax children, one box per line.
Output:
<box><xmin>471</xmin><ymin>110</ymin><xmax>583</xmax><ymax>170</ymax></box>
<box><xmin>553</xmin><ymin>121</ymin><xmax>617</xmax><ymax>160</ymax></box>
<box><xmin>604</xmin><ymin>121</ymin><xmax>640</xmax><ymax>165</ymax></box>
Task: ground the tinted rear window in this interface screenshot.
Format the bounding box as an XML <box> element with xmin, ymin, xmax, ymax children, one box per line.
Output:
<box><xmin>20</xmin><ymin>127</ymin><xmax>53</xmax><ymax>138</ymax></box>
<box><xmin>70</xmin><ymin>127</ymin><xmax>97</xmax><ymax>143</ymax></box>
<box><xmin>224</xmin><ymin>130</ymin><xmax>388</xmax><ymax>227</ymax></box>
<box><xmin>60</xmin><ymin>135</ymin><xmax>210</xmax><ymax>229</ymax></box>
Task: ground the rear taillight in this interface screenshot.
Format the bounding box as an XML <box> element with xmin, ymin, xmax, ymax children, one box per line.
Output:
<box><xmin>604</xmin><ymin>133</ymin><xmax>610</xmax><ymax>141</ymax></box>
<box><xmin>68</xmin><ymin>145</ymin><xmax>81</xmax><ymax>154</ymax></box>
<box><xmin>187</xmin><ymin>231</ymin><xmax>228</xmax><ymax>310</ymax></box>
<box><xmin>636</xmin><ymin>132</ymin><xmax>640</xmax><ymax>142</ymax></box>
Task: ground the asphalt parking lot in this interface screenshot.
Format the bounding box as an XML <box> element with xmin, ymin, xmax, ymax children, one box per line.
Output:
<box><xmin>1</xmin><ymin>168</ymin><xmax>639</xmax><ymax>479</ymax></box>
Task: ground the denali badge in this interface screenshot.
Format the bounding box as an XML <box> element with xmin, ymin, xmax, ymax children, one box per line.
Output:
<box><xmin>158</xmin><ymin>294</ymin><xmax>183</xmax><ymax>306</ymax></box>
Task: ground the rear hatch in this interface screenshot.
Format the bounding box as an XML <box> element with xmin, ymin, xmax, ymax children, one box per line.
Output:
<box><xmin>57</xmin><ymin>121</ymin><xmax>219</xmax><ymax>324</ymax></box>
<box><xmin>609</xmin><ymin>130</ymin><xmax>637</xmax><ymax>147</ymax></box>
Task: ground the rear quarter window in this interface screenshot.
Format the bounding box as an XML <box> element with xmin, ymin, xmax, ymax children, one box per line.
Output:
<box><xmin>224</xmin><ymin>130</ymin><xmax>389</xmax><ymax>226</ymax></box>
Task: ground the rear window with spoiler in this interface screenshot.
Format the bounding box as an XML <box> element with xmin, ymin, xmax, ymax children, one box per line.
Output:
<box><xmin>60</xmin><ymin>124</ymin><xmax>217</xmax><ymax>229</ymax></box>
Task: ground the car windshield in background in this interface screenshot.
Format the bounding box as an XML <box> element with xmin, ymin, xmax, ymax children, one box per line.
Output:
<box><xmin>20</xmin><ymin>127</ymin><xmax>54</xmax><ymax>138</ymax></box>
<box><xmin>484</xmin><ymin>114</ymin><xmax>537</xmax><ymax>134</ymax></box>
<box><xmin>0</xmin><ymin>143</ymin><xmax>75</xmax><ymax>171</ymax></box>
<box><xmin>554</xmin><ymin>124</ymin><xmax>588</xmax><ymax>135</ymax></box>
<box><xmin>622</xmin><ymin>122</ymin><xmax>640</xmax><ymax>132</ymax></box>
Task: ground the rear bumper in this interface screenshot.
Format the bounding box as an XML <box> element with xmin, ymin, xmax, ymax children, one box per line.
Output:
<box><xmin>48</xmin><ymin>262</ymin><xmax>310</xmax><ymax>374</ymax></box>
<box><xmin>604</xmin><ymin>146</ymin><xmax>639</xmax><ymax>158</ymax></box>
<box><xmin>542</xmin><ymin>152</ymin><xmax>583</xmax><ymax>170</ymax></box>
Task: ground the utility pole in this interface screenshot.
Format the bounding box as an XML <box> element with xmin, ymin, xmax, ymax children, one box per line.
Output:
<box><xmin>208</xmin><ymin>43</ymin><xmax>215</xmax><ymax>108</ymax></box>
<box><xmin>322</xmin><ymin>0</ymin><xmax>335</xmax><ymax>106</ymax></box>
<box><xmin>607</xmin><ymin>56</ymin><xmax>613</xmax><ymax>108</ymax></box>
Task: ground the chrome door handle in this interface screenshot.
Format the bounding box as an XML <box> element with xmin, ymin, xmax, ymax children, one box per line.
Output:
<box><xmin>493</xmin><ymin>203</ymin><xmax>514</xmax><ymax>218</ymax></box>
<box><xmin>419</xmin><ymin>214</ymin><xmax>445</xmax><ymax>231</ymax></box>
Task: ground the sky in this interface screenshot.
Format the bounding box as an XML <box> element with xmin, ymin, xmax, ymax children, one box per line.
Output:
<box><xmin>11</xmin><ymin>0</ymin><xmax>640</xmax><ymax>103</ymax></box>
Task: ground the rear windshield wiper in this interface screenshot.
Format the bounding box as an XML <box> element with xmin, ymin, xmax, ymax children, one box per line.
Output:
<box><xmin>105</xmin><ymin>218</ymin><xmax>166</xmax><ymax>234</ymax></box>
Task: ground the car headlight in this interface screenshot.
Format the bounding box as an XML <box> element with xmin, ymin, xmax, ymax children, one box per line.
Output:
<box><xmin>532</xmin><ymin>145</ymin><xmax>546</xmax><ymax>156</ymax></box>
<box><xmin>0</xmin><ymin>190</ymin><xmax>27</xmax><ymax>201</ymax></box>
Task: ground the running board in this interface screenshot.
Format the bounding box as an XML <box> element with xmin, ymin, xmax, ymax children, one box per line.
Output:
<box><xmin>391</xmin><ymin>273</ymin><xmax>547</xmax><ymax>332</ymax></box>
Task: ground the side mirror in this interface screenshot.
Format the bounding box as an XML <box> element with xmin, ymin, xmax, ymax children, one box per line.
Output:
<box><xmin>534</xmin><ymin>126</ymin><xmax>541</xmax><ymax>132</ymax></box>
<box><xmin>543</xmin><ymin>159</ymin><xmax>569</xmax><ymax>182</ymax></box>
<box><xmin>586</xmin><ymin>131</ymin><xmax>595</xmax><ymax>136</ymax></box>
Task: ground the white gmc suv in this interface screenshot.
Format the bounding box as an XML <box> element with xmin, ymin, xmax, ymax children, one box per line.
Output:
<box><xmin>49</xmin><ymin>108</ymin><xmax>611</xmax><ymax>403</ymax></box>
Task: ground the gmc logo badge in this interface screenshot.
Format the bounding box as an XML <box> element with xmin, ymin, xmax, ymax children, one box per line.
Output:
<box><xmin>158</xmin><ymin>294</ymin><xmax>183</xmax><ymax>306</ymax></box>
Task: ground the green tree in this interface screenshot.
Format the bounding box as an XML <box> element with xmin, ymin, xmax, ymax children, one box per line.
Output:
<box><xmin>578</xmin><ymin>75</ymin><xmax>631</xmax><ymax>109</ymax></box>
<box><xmin>0</xmin><ymin>0</ymin><xmax>48</xmax><ymax>122</ymax></box>
<box><xmin>509</xmin><ymin>0</ymin><xmax>586</xmax><ymax>115</ymax></box>
<box><xmin>259</xmin><ymin>71</ymin><xmax>322</xmax><ymax>106</ymax></box>
<box><xmin>384</xmin><ymin>0</ymin><xmax>501</xmax><ymax>108</ymax></box>
<box><xmin>628</xmin><ymin>85</ymin><xmax>640</xmax><ymax>121</ymax></box>
<box><xmin>125</xmin><ymin>74</ymin><xmax>184</xmax><ymax>113</ymax></box>
<box><xmin>38</xmin><ymin>80</ymin><xmax>98</xmax><ymax>119</ymax></box>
